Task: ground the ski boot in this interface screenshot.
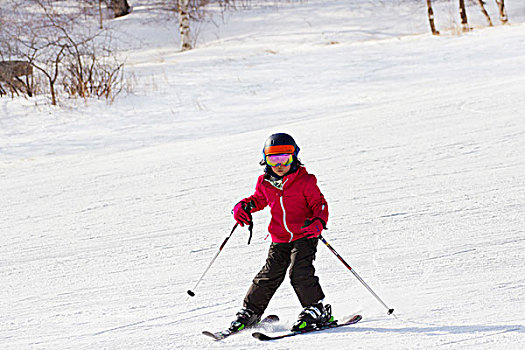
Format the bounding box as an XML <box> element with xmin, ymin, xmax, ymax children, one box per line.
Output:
<box><xmin>229</xmin><ymin>307</ymin><xmax>261</xmax><ymax>332</ymax></box>
<box><xmin>291</xmin><ymin>303</ymin><xmax>334</xmax><ymax>332</ymax></box>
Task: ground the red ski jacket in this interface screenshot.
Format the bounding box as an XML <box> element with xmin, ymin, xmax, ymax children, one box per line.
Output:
<box><xmin>241</xmin><ymin>166</ymin><xmax>329</xmax><ymax>243</ymax></box>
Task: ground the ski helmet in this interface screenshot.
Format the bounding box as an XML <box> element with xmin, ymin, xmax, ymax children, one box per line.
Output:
<box><xmin>263</xmin><ymin>133</ymin><xmax>300</xmax><ymax>157</ymax></box>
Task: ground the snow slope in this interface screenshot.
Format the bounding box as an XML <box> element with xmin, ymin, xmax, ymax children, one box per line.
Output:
<box><xmin>1</xmin><ymin>1</ymin><xmax>524</xmax><ymax>349</ymax></box>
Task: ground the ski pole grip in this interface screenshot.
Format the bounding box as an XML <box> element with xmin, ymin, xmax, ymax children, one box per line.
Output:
<box><xmin>245</xmin><ymin>200</ymin><xmax>256</xmax><ymax>212</ymax></box>
<box><xmin>245</xmin><ymin>201</ymin><xmax>256</xmax><ymax>245</ymax></box>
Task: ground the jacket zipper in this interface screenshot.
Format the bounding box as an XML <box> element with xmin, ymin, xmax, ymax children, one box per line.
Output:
<box><xmin>279</xmin><ymin>179</ymin><xmax>293</xmax><ymax>242</ymax></box>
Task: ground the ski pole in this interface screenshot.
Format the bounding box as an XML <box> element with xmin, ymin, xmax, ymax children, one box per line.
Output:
<box><xmin>187</xmin><ymin>223</ymin><xmax>239</xmax><ymax>297</ymax></box>
<box><xmin>187</xmin><ymin>202</ymin><xmax>255</xmax><ymax>297</ymax></box>
<box><xmin>318</xmin><ymin>235</ymin><xmax>395</xmax><ymax>315</ymax></box>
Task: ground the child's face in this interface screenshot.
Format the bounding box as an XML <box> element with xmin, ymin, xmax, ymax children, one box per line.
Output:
<box><xmin>272</xmin><ymin>164</ymin><xmax>291</xmax><ymax>177</ymax></box>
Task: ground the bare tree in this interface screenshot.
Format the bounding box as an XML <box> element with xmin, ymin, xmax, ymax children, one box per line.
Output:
<box><xmin>179</xmin><ymin>0</ymin><xmax>192</xmax><ymax>51</ymax></box>
<box><xmin>476</xmin><ymin>0</ymin><xmax>493</xmax><ymax>26</ymax></box>
<box><xmin>422</xmin><ymin>0</ymin><xmax>510</xmax><ymax>34</ymax></box>
<box><xmin>459</xmin><ymin>0</ymin><xmax>470</xmax><ymax>32</ymax></box>
<box><xmin>494</xmin><ymin>0</ymin><xmax>508</xmax><ymax>24</ymax></box>
<box><xmin>98</xmin><ymin>0</ymin><xmax>104</xmax><ymax>29</ymax></box>
<box><xmin>426</xmin><ymin>0</ymin><xmax>439</xmax><ymax>35</ymax></box>
<box><xmin>0</xmin><ymin>0</ymin><xmax>126</xmax><ymax>104</ymax></box>
<box><xmin>32</xmin><ymin>46</ymin><xmax>66</xmax><ymax>105</ymax></box>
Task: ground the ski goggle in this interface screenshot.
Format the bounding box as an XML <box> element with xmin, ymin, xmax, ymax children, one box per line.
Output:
<box><xmin>264</xmin><ymin>144</ymin><xmax>295</xmax><ymax>156</ymax></box>
<box><xmin>265</xmin><ymin>154</ymin><xmax>294</xmax><ymax>167</ymax></box>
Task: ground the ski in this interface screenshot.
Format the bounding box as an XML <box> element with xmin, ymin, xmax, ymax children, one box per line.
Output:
<box><xmin>252</xmin><ymin>314</ymin><xmax>362</xmax><ymax>341</ymax></box>
<box><xmin>202</xmin><ymin>314</ymin><xmax>279</xmax><ymax>341</ymax></box>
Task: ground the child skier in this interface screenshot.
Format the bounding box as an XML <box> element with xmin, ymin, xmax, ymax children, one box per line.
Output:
<box><xmin>230</xmin><ymin>133</ymin><xmax>331</xmax><ymax>332</ymax></box>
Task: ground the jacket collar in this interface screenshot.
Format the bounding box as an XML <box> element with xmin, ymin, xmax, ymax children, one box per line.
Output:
<box><xmin>264</xmin><ymin>166</ymin><xmax>306</xmax><ymax>190</ymax></box>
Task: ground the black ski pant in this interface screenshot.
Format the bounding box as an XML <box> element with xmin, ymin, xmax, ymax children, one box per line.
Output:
<box><xmin>243</xmin><ymin>237</ymin><xmax>325</xmax><ymax>316</ymax></box>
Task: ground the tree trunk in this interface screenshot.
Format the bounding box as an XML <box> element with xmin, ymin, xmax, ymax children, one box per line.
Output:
<box><xmin>459</xmin><ymin>0</ymin><xmax>470</xmax><ymax>32</ymax></box>
<box><xmin>179</xmin><ymin>0</ymin><xmax>192</xmax><ymax>51</ymax></box>
<box><xmin>112</xmin><ymin>0</ymin><xmax>130</xmax><ymax>18</ymax></box>
<box><xmin>99</xmin><ymin>0</ymin><xmax>104</xmax><ymax>29</ymax></box>
<box><xmin>48</xmin><ymin>75</ymin><xmax>57</xmax><ymax>105</ymax></box>
<box><xmin>476</xmin><ymin>0</ymin><xmax>493</xmax><ymax>26</ymax></box>
<box><xmin>495</xmin><ymin>0</ymin><xmax>508</xmax><ymax>24</ymax></box>
<box><xmin>32</xmin><ymin>46</ymin><xmax>65</xmax><ymax>106</ymax></box>
<box><xmin>426</xmin><ymin>0</ymin><xmax>439</xmax><ymax>35</ymax></box>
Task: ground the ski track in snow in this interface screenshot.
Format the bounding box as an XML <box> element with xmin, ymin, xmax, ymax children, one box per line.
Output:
<box><xmin>1</xmin><ymin>1</ymin><xmax>525</xmax><ymax>349</ymax></box>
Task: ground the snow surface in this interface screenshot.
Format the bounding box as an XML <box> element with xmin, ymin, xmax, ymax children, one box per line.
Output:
<box><xmin>1</xmin><ymin>1</ymin><xmax>525</xmax><ymax>349</ymax></box>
